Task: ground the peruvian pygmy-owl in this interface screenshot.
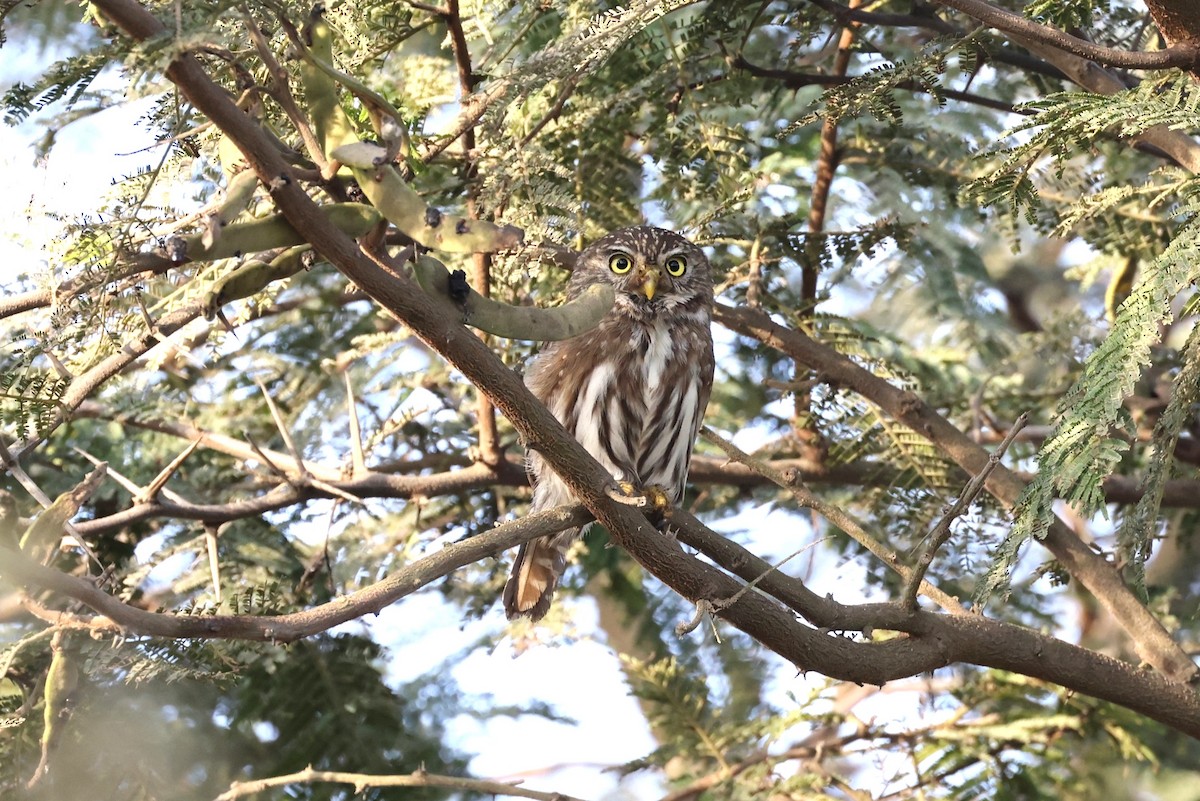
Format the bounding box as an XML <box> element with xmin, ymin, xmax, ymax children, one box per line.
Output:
<box><xmin>503</xmin><ymin>226</ymin><xmax>715</xmax><ymax>620</ymax></box>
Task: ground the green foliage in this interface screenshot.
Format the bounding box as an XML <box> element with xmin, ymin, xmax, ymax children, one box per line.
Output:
<box><xmin>3</xmin><ymin>0</ymin><xmax>1199</xmax><ymax>798</ymax></box>
<box><xmin>2</xmin><ymin>48</ymin><xmax>110</xmax><ymax>126</ymax></box>
<box><xmin>0</xmin><ymin>369</ymin><xmax>69</xmax><ymax>440</ymax></box>
<box><xmin>978</xmin><ymin>197</ymin><xmax>1200</xmax><ymax>604</ymax></box>
<box><xmin>1025</xmin><ymin>0</ymin><xmax>1105</xmax><ymax>31</ymax></box>
<box><xmin>965</xmin><ymin>72</ymin><xmax>1200</xmax><ymax>230</ymax></box>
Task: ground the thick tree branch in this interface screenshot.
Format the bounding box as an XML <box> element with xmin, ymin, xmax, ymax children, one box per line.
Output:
<box><xmin>932</xmin><ymin>0</ymin><xmax>1200</xmax><ymax>69</ymax></box>
<box><xmin>713</xmin><ymin>302</ymin><xmax>1199</xmax><ymax>684</ymax></box>
<box><xmin>1147</xmin><ymin>0</ymin><xmax>1200</xmax><ymax>47</ymax></box>
<box><xmin>666</xmin><ymin>509</ymin><xmax>1200</xmax><ymax>738</ymax></box>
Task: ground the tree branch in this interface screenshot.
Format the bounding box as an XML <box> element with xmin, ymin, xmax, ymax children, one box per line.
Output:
<box><xmin>698</xmin><ymin>427</ymin><xmax>965</xmax><ymax>614</ymax></box>
<box><xmin>3</xmin><ymin>505</ymin><xmax>590</xmax><ymax>642</ymax></box>
<box><xmin>10</xmin><ymin>304</ymin><xmax>203</xmax><ymax>460</ymax></box>
<box><xmin>713</xmin><ymin>302</ymin><xmax>1199</xmax><ymax>684</ymax></box>
<box><xmin>732</xmin><ymin>55</ymin><xmax>1020</xmax><ymax>115</ymax></box>
<box><xmin>665</xmin><ymin>508</ymin><xmax>1200</xmax><ymax>739</ymax></box>
<box><xmin>932</xmin><ymin>0</ymin><xmax>1200</xmax><ymax>70</ymax></box>
<box><xmin>900</xmin><ymin>412</ymin><xmax>1027</xmax><ymax>610</ymax></box>
<box><xmin>213</xmin><ymin>765</ymin><xmax>589</xmax><ymax>801</ymax></box>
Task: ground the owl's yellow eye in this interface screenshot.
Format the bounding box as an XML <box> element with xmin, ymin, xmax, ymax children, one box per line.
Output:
<box><xmin>664</xmin><ymin>255</ymin><xmax>687</xmax><ymax>277</ymax></box>
<box><xmin>609</xmin><ymin>252</ymin><xmax>634</xmax><ymax>274</ymax></box>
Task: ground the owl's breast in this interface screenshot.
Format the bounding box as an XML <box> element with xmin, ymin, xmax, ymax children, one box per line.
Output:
<box><xmin>525</xmin><ymin>306</ymin><xmax>711</xmax><ymax>493</ymax></box>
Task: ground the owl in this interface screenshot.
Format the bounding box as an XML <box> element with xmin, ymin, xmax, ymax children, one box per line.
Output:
<box><xmin>503</xmin><ymin>226</ymin><xmax>716</xmax><ymax>620</ymax></box>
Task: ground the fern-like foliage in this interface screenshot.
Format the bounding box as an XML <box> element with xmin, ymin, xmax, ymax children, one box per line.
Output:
<box><xmin>978</xmin><ymin>197</ymin><xmax>1200</xmax><ymax>604</ymax></box>
<box><xmin>965</xmin><ymin>71</ymin><xmax>1200</xmax><ymax>226</ymax></box>
<box><xmin>2</xmin><ymin>47</ymin><xmax>111</xmax><ymax>126</ymax></box>
<box><xmin>0</xmin><ymin>369</ymin><xmax>70</xmax><ymax>439</ymax></box>
<box><xmin>1116</xmin><ymin>323</ymin><xmax>1200</xmax><ymax>596</ymax></box>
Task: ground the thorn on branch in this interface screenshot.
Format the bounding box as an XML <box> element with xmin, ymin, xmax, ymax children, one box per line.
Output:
<box><xmin>676</xmin><ymin>598</ymin><xmax>723</xmax><ymax>640</ymax></box>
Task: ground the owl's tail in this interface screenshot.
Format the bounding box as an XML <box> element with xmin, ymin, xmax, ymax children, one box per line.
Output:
<box><xmin>503</xmin><ymin>530</ymin><xmax>575</xmax><ymax>621</ymax></box>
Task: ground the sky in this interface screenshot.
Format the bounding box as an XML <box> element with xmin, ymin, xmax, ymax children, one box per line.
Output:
<box><xmin>0</xmin><ymin>24</ymin><xmax>162</xmax><ymax>288</ymax></box>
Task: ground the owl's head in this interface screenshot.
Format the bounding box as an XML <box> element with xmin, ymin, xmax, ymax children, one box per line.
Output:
<box><xmin>569</xmin><ymin>226</ymin><xmax>712</xmax><ymax>317</ymax></box>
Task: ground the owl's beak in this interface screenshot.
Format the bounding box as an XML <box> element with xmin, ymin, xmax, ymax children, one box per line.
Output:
<box><xmin>640</xmin><ymin>270</ymin><xmax>659</xmax><ymax>301</ymax></box>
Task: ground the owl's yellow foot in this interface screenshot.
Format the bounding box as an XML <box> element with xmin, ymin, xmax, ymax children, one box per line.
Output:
<box><xmin>642</xmin><ymin>484</ymin><xmax>672</xmax><ymax>513</ymax></box>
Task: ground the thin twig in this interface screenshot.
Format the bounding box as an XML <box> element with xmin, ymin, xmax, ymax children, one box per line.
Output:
<box><xmin>212</xmin><ymin>765</ymin><xmax>591</xmax><ymax>801</ymax></box>
<box><xmin>519</xmin><ymin>73</ymin><xmax>582</xmax><ymax>146</ymax></box>
<box><xmin>244</xmin><ymin>7</ymin><xmax>329</xmax><ymax>174</ymax></box>
<box><xmin>204</xmin><ymin>523</ymin><xmax>223</xmax><ymax>601</ymax></box>
<box><xmin>342</xmin><ymin>369</ymin><xmax>368</xmax><ymax>477</ymax></box>
<box><xmin>141</xmin><ymin>438</ymin><xmax>201</xmax><ymax>502</ymax></box>
<box><xmin>900</xmin><ymin>413</ymin><xmax>1028</xmax><ymax>610</ymax></box>
<box><xmin>0</xmin><ymin>440</ymin><xmax>55</xmax><ymax>508</ymax></box>
<box><xmin>252</xmin><ymin>374</ymin><xmax>306</xmax><ymax>469</ymax></box>
<box><xmin>700</xmin><ymin>426</ymin><xmax>966</xmax><ymax>614</ymax></box>
<box><xmin>732</xmin><ymin>56</ymin><xmax>1020</xmax><ymax>115</ymax></box>
<box><xmin>72</xmin><ymin>447</ymin><xmax>192</xmax><ymax>506</ymax></box>
<box><xmin>674</xmin><ymin>599</ymin><xmax>720</xmax><ymax>638</ymax></box>
<box><xmin>441</xmin><ymin>0</ymin><xmax>505</xmax><ymax>472</ymax></box>
<box><xmin>11</xmin><ymin>305</ymin><xmax>204</xmax><ymax>460</ymax></box>
<box><xmin>676</xmin><ymin>537</ymin><xmax>834</xmax><ymax>636</ymax></box>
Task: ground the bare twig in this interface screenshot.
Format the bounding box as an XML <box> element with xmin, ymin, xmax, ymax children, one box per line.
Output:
<box><xmin>212</xmin><ymin>765</ymin><xmax>591</xmax><ymax>801</ymax></box>
<box><xmin>244</xmin><ymin>8</ymin><xmax>329</xmax><ymax>174</ymax></box>
<box><xmin>675</xmin><ymin>598</ymin><xmax>720</xmax><ymax>638</ymax></box>
<box><xmin>699</xmin><ymin>427</ymin><xmax>966</xmax><ymax>614</ymax></box>
<box><xmin>252</xmin><ymin>375</ymin><xmax>305</xmax><ymax>470</ymax></box>
<box><xmin>732</xmin><ymin>55</ymin><xmax>1020</xmax><ymax>115</ymax></box>
<box><xmin>10</xmin><ymin>305</ymin><xmax>204</xmax><ymax>460</ymax></box>
<box><xmin>204</xmin><ymin>523</ymin><xmax>223</xmax><ymax>601</ymax></box>
<box><xmin>141</xmin><ymin>438</ymin><xmax>201</xmax><ymax>502</ymax></box>
<box><xmin>676</xmin><ymin>536</ymin><xmax>834</xmax><ymax>636</ymax></box>
<box><xmin>342</xmin><ymin>369</ymin><xmax>368</xmax><ymax>477</ymax></box>
<box><xmin>72</xmin><ymin>447</ymin><xmax>192</xmax><ymax>506</ymax></box>
<box><xmin>900</xmin><ymin>413</ymin><xmax>1028</xmax><ymax>610</ymax></box>
<box><xmin>0</xmin><ymin>440</ymin><xmax>56</xmax><ymax>508</ymax></box>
